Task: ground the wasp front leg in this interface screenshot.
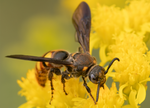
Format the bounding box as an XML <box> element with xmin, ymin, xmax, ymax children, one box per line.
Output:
<box><xmin>61</xmin><ymin>70</ymin><xmax>71</xmax><ymax>95</ymax></box>
<box><xmin>48</xmin><ymin>68</ymin><xmax>61</xmax><ymax>104</ymax></box>
<box><xmin>82</xmin><ymin>76</ymin><xmax>96</xmax><ymax>104</ymax></box>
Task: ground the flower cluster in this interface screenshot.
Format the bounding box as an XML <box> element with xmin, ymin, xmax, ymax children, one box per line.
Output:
<box><xmin>18</xmin><ymin>69</ymin><xmax>124</xmax><ymax>108</ymax></box>
<box><xmin>90</xmin><ymin>0</ymin><xmax>150</xmax><ymax>107</ymax></box>
<box><xmin>108</xmin><ymin>32</ymin><xmax>150</xmax><ymax>107</ymax></box>
<box><xmin>17</xmin><ymin>0</ymin><xmax>150</xmax><ymax>107</ymax></box>
<box><xmin>90</xmin><ymin>4</ymin><xmax>124</xmax><ymax>65</ymax></box>
<box><xmin>18</xmin><ymin>69</ymin><xmax>87</xmax><ymax>108</ymax></box>
<box><xmin>90</xmin><ymin>0</ymin><xmax>150</xmax><ymax>65</ymax></box>
<box><xmin>73</xmin><ymin>82</ymin><xmax>124</xmax><ymax>108</ymax></box>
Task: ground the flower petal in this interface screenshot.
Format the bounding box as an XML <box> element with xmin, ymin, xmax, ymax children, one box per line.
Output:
<box><xmin>129</xmin><ymin>89</ymin><xmax>138</xmax><ymax>108</ymax></box>
<box><xmin>119</xmin><ymin>82</ymin><xmax>128</xmax><ymax>98</ymax></box>
<box><xmin>136</xmin><ymin>83</ymin><xmax>146</xmax><ymax>104</ymax></box>
<box><xmin>122</xmin><ymin>105</ymin><xmax>134</xmax><ymax>108</ymax></box>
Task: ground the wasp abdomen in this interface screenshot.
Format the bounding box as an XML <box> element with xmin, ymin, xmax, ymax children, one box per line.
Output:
<box><xmin>35</xmin><ymin>61</ymin><xmax>49</xmax><ymax>87</ymax></box>
<box><xmin>35</xmin><ymin>50</ymin><xmax>69</xmax><ymax>87</ymax></box>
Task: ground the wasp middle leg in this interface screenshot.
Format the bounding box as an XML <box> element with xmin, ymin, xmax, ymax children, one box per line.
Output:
<box><xmin>61</xmin><ymin>70</ymin><xmax>71</xmax><ymax>95</ymax></box>
<box><xmin>48</xmin><ymin>68</ymin><xmax>61</xmax><ymax>104</ymax></box>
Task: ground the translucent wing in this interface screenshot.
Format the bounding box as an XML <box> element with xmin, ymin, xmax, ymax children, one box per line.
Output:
<box><xmin>72</xmin><ymin>2</ymin><xmax>91</xmax><ymax>53</ymax></box>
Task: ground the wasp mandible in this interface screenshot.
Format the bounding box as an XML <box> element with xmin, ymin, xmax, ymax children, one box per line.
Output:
<box><xmin>6</xmin><ymin>2</ymin><xmax>119</xmax><ymax>104</ymax></box>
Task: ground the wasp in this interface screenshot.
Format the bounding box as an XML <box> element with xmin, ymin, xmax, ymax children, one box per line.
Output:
<box><xmin>6</xmin><ymin>2</ymin><xmax>119</xmax><ymax>104</ymax></box>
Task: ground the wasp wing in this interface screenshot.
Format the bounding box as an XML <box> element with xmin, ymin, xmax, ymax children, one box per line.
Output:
<box><xmin>6</xmin><ymin>55</ymin><xmax>73</xmax><ymax>65</ymax></box>
<box><xmin>72</xmin><ymin>2</ymin><xmax>91</xmax><ymax>53</ymax></box>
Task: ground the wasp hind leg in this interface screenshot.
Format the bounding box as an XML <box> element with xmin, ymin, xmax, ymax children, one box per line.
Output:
<box><xmin>82</xmin><ymin>76</ymin><xmax>96</xmax><ymax>104</ymax></box>
<box><xmin>48</xmin><ymin>68</ymin><xmax>61</xmax><ymax>104</ymax></box>
<box><xmin>61</xmin><ymin>70</ymin><xmax>71</xmax><ymax>95</ymax></box>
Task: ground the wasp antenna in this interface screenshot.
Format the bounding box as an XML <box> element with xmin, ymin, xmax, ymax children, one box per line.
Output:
<box><xmin>96</xmin><ymin>82</ymin><xmax>101</xmax><ymax>102</ymax></box>
<box><xmin>105</xmin><ymin>58</ymin><xmax>120</xmax><ymax>74</ymax></box>
<box><xmin>6</xmin><ymin>55</ymin><xmax>20</xmax><ymax>58</ymax></box>
<box><xmin>6</xmin><ymin>55</ymin><xmax>13</xmax><ymax>58</ymax></box>
<box><xmin>6</xmin><ymin>55</ymin><xmax>38</xmax><ymax>60</ymax></box>
<box><xmin>6</xmin><ymin>55</ymin><xmax>73</xmax><ymax>65</ymax></box>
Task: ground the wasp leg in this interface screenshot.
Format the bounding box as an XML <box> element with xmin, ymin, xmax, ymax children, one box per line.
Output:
<box><xmin>47</xmin><ymin>68</ymin><xmax>56</xmax><ymax>104</ymax></box>
<box><xmin>61</xmin><ymin>70</ymin><xmax>71</xmax><ymax>95</ymax></box>
<box><xmin>82</xmin><ymin>76</ymin><xmax>96</xmax><ymax>104</ymax></box>
<box><xmin>48</xmin><ymin>68</ymin><xmax>54</xmax><ymax>104</ymax></box>
<box><xmin>48</xmin><ymin>68</ymin><xmax>61</xmax><ymax>104</ymax></box>
<box><xmin>54</xmin><ymin>68</ymin><xmax>61</xmax><ymax>75</ymax></box>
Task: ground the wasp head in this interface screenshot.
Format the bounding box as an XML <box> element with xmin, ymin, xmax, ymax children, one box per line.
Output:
<box><xmin>88</xmin><ymin>58</ymin><xmax>120</xmax><ymax>102</ymax></box>
<box><xmin>88</xmin><ymin>65</ymin><xmax>106</xmax><ymax>86</ymax></box>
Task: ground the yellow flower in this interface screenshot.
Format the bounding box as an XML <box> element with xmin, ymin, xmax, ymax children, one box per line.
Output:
<box><xmin>108</xmin><ymin>31</ymin><xmax>150</xmax><ymax>107</ymax></box>
<box><xmin>124</xmin><ymin>0</ymin><xmax>150</xmax><ymax>33</ymax></box>
<box><xmin>123</xmin><ymin>0</ymin><xmax>150</xmax><ymax>46</ymax></box>
<box><xmin>90</xmin><ymin>0</ymin><xmax>150</xmax><ymax>65</ymax></box>
<box><xmin>18</xmin><ymin>69</ymin><xmax>124</xmax><ymax>108</ymax></box>
<box><xmin>90</xmin><ymin>0</ymin><xmax>150</xmax><ymax>107</ymax></box>
<box><xmin>18</xmin><ymin>70</ymin><xmax>124</xmax><ymax>108</ymax></box>
<box><xmin>90</xmin><ymin>4</ymin><xmax>124</xmax><ymax>65</ymax></box>
<box><xmin>73</xmin><ymin>82</ymin><xmax>124</xmax><ymax>108</ymax></box>
<box><xmin>17</xmin><ymin>69</ymin><xmax>87</xmax><ymax>108</ymax></box>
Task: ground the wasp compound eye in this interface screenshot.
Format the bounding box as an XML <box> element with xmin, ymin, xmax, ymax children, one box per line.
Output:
<box><xmin>89</xmin><ymin>74</ymin><xmax>99</xmax><ymax>84</ymax></box>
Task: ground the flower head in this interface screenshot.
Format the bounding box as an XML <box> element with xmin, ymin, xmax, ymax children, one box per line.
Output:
<box><xmin>73</xmin><ymin>82</ymin><xmax>124</xmax><ymax>108</ymax></box>
<box><xmin>107</xmin><ymin>31</ymin><xmax>150</xmax><ymax>107</ymax></box>
<box><xmin>90</xmin><ymin>0</ymin><xmax>150</xmax><ymax>107</ymax></box>
<box><xmin>124</xmin><ymin>0</ymin><xmax>150</xmax><ymax>33</ymax></box>
<box><xmin>18</xmin><ymin>69</ymin><xmax>124</xmax><ymax>108</ymax></box>
<box><xmin>90</xmin><ymin>4</ymin><xmax>124</xmax><ymax>65</ymax></box>
<box><xmin>17</xmin><ymin>69</ymin><xmax>87</xmax><ymax>108</ymax></box>
<box><xmin>90</xmin><ymin>0</ymin><xmax>150</xmax><ymax>65</ymax></box>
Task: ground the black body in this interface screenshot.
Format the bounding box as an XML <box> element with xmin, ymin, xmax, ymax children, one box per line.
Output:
<box><xmin>6</xmin><ymin>2</ymin><xmax>119</xmax><ymax>104</ymax></box>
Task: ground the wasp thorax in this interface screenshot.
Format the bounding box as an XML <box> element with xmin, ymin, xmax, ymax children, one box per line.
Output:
<box><xmin>88</xmin><ymin>65</ymin><xmax>106</xmax><ymax>85</ymax></box>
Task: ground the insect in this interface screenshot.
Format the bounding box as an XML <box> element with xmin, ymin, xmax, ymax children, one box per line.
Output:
<box><xmin>6</xmin><ymin>2</ymin><xmax>119</xmax><ymax>104</ymax></box>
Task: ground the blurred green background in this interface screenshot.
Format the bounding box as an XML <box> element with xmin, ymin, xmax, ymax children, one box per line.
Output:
<box><xmin>0</xmin><ymin>0</ymin><xmax>149</xmax><ymax>108</ymax></box>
